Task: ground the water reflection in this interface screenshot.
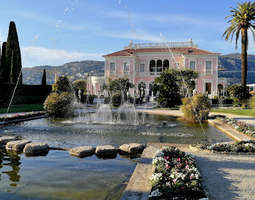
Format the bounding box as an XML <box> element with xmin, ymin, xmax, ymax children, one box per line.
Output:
<box><xmin>1</xmin><ymin>150</ymin><xmax>21</xmax><ymax>187</ymax></box>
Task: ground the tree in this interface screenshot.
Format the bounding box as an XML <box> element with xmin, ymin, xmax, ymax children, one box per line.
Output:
<box><xmin>41</xmin><ymin>69</ymin><xmax>47</xmax><ymax>86</ymax></box>
<box><xmin>155</xmin><ymin>69</ymin><xmax>181</xmax><ymax>107</ymax></box>
<box><xmin>109</xmin><ymin>78</ymin><xmax>134</xmax><ymax>101</ymax></box>
<box><xmin>223</xmin><ymin>1</ymin><xmax>255</xmax><ymax>94</ymax></box>
<box><xmin>72</xmin><ymin>79</ymin><xmax>87</xmax><ymax>93</ymax></box>
<box><xmin>175</xmin><ymin>69</ymin><xmax>198</xmax><ymax>97</ymax></box>
<box><xmin>3</xmin><ymin>21</ymin><xmax>23</xmax><ymax>84</ymax></box>
<box><xmin>227</xmin><ymin>84</ymin><xmax>250</xmax><ymax>105</ymax></box>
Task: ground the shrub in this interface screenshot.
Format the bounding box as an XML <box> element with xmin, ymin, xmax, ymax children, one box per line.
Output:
<box><xmin>249</xmin><ymin>95</ymin><xmax>255</xmax><ymax>109</ymax></box>
<box><xmin>44</xmin><ymin>92</ymin><xmax>74</xmax><ymax>117</ymax></box>
<box><xmin>181</xmin><ymin>94</ymin><xmax>211</xmax><ymax>122</ymax></box>
<box><xmin>44</xmin><ymin>76</ymin><xmax>74</xmax><ymax>117</ymax></box>
<box><xmin>85</xmin><ymin>94</ymin><xmax>96</xmax><ymax>104</ymax></box>
<box><xmin>53</xmin><ymin>76</ymin><xmax>73</xmax><ymax>93</ymax></box>
<box><xmin>227</xmin><ymin>84</ymin><xmax>251</xmax><ymax>106</ymax></box>
<box><xmin>112</xmin><ymin>93</ymin><xmax>121</xmax><ymax>107</ymax></box>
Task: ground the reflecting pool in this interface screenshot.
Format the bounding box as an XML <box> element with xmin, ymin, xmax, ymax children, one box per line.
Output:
<box><xmin>0</xmin><ymin>113</ymin><xmax>231</xmax><ymax>200</ymax></box>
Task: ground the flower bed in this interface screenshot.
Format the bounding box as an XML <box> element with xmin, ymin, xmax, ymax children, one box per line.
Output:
<box><xmin>217</xmin><ymin>117</ymin><xmax>255</xmax><ymax>138</ymax></box>
<box><xmin>149</xmin><ymin>147</ymin><xmax>207</xmax><ymax>200</ymax></box>
<box><xmin>199</xmin><ymin>140</ymin><xmax>255</xmax><ymax>153</ymax></box>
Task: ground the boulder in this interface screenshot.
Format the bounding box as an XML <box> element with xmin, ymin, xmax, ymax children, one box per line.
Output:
<box><xmin>95</xmin><ymin>145</ymin><xmax>118</xmax><ymax>158</ymax></box>
<box><xmin>69</xmin><ymin>146</ymin><xmax>95</xmax><ymax>158</ymax></box>
<box><xmin>6</xmin><ymin>140</ymin><xmax>31</xmax><ymax>152</ymax></box>
<box><xmin>0</xmin><ymin>136</ymin><xmax>20</xmax><ymax>145</ymax></box>
<box><xmin>23</xmin><ymin>142</ymin><xmax>49</xmax><ymax>156</ymax></box>
<box><xmin>119</xmin><ymin>143</ymin><xmax>146</xmax><ymax>155</ymax></box>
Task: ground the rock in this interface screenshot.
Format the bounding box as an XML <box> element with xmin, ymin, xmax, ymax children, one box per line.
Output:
<box><xmin>95</xmin><ymin>145</ymin><xmax>118</xmax><ymax>158</ymax></box>
<box><xmin>69</xmin><ymin>146</ymin><xmax>95</xmax><ymax>158</ymax></box>
<box><xmin>23</xmin><ymin>142</ymin><xmax>49</xmax><ymax>156</ymax></box>
<box><xmin>0</xmin><ymin>136</ymin><xmax>20</xmax><ymax>145</ymax></box>
<box><xmin>6</xmin><ymin>140</ymin><xmax>31</xmax><ymax>152</ymax></box>
<box><xmin>119</xmin><ymin>143</ymin><xmax>146</xmax><ymax>155</ymax></box>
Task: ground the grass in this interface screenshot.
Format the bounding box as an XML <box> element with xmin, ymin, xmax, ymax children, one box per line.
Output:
<box><xmin>211</xmin><ymin>108</ymin><xmax>255</xmax><ymax>117</ymax></box>
<box><xmin>0</xmin><ymin>104</ymin><xmax>44</xmax><ymax>114</ymax></box>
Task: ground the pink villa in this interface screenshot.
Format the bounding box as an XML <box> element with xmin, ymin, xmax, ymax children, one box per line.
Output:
<box><xmin>88</xmin><ymin>40</ymin><xmax>227</xmax><ymax>98</ymax></box>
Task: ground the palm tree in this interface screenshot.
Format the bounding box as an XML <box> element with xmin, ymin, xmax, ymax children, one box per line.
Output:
<box><xmin>223</xmin><ymin>1</ymin><xmax>255</xmax><ymax>92</ymax></box>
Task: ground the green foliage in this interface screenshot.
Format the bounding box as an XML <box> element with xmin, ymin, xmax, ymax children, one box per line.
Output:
<box><xmin>0</xmin><ymin>42</ymin><xmax>6</xmax><ymax>82</ymax></box>
<box><xmin>41</xmin><ymin>69</ymin><xmax>47</xmax><ymax>86</ymax></box>
<box><xmin>223</xmin><ymin>1</ymin><xmax>255</xmax><ymax>48</ymax></box>
<box><xmin>223</xmin><ymin>1</ymin><xmax>255</xmax><ymax>90</ymax></box>
<box><xmin>108</xmin><ymin>78</ymin><xmax>134</xmax><ymax>102</ymax></box>
<box><xmin>0</xmin><ymin>104</ymin><xmax>44</xmax><ymax>114</ymax></box>
<box><xmin>44</xmin><ymin>92</ymin><xmax>74</xmax><ymax>117</ymax></box>
<box><xmin>155</xmin><ymin>69</ymin><xmax>181</xmax><ymax>108</ymax></box>
<box><xmin>112</xmin><ymin>93</ymin><xmax>121</xmax><ymax>107</ymax></box>
<box><xmin>2</xmin><ymin>21</ymin><xmax>22</xmax><ymax>84</ymax></box>
<box><xmin>181</xmin><ymin>94</ymin><xmax>211</xmax><ymax>122</ymax></box>
<box><xmin>175</xmin><ymin>69</ymin><xmax>198</xmax><ymax>97</ymax></box>
<box><xmin>44</xmin><ymin>76</ymin><xmax>74</xmax><ymax>117</ymax></box>
<box><xmin>53</xmin><ymin>76</ymin><xmax>73</xmax><ymax>93</ymax></box>
<box><xmin>85</xmin><ymin>94</ymin><xmax>96</xmax><ymax>104</ymax></box>
<box><xmin>227</xmin><ymin>84</ymin><xmax>251</xmax><ymax>104</ymax></box>
<box><xmin>72</xmin><ymin>79</ymin><xmax>87</xmax><ymax>94</ymax></box>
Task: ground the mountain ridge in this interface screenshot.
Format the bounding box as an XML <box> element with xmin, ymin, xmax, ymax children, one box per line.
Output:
<box><xmin>22</xmin><ymin>54</ymin><xmax>255</xmax><ymax>85</ymax></box>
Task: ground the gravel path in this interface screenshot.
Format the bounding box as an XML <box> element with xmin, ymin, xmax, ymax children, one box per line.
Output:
<box><xmin>194</xmin><ymin>152</ymin><xmax>255</xmax><ymax>200</ymax></box>
<box><xmin>150</xmin><ymin>143</ymin><xmax>255</xmax><ymax>200</ymax></box>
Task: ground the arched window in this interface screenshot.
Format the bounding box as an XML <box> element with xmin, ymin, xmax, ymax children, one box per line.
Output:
<box><xmin>163</xmin><ymin>60</ymin><xmax>169</xmax><ymax>71</ymax></box>
<box><xmin>149</xmin><ymin>60</ymin><xmax>156</xmax><ymax>74</ymax></box>
<box><xmin>157</xmin><ymin>60</ymin><xmax>162</xmax><ymax>72</ymax></box>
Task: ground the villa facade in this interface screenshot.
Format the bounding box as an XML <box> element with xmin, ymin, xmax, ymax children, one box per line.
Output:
<box><xmin>102</xmin><ymin>40</ymin><xmax>221</xmax><ymax>98</ymax></box>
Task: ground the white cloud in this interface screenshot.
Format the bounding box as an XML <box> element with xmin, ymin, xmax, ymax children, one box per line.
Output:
<box><xmin>21</xmin><ymin>46</ymin><xmax>104</xmax><ymax>67</ymax></box>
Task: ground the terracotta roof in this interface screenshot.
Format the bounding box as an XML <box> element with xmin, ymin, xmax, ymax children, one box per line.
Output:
<box><xmin>103</xmin><ymin>47</ymin><xmax>219</xmax><ymax>57</ymax></box>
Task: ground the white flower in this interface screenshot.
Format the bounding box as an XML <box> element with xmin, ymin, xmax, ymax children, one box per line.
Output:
<box><xmin>150</xmin><ymin>173</ymin><xmax>162</xmax><ymax>184</ymax></box>
<box><xmin>152</xmin><ymin>157</ymin><xmax>165</xmax><ymax>166</ymax></box>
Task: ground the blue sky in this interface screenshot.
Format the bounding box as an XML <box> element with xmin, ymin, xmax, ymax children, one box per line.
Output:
<box><xmin>0</xmin><ymin>0</ymin><xmax>252</xmax><ymax>67</ymax></box>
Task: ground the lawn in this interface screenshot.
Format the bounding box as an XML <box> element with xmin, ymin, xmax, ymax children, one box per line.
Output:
<box><xmin>211</xmin><ymin>108</ymin><xmax>255</xmax><ymax>117</ymax></box>
<box><xmin>0</xmin><ymin>104</ymin><xmax>44</xmax><ymax>114</ymax></box>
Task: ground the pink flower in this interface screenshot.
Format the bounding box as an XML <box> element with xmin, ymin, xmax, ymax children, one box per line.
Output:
<box><xmin>177</xmin><ymin>158</ymin><xmax>181</xmax><ymax>162</ymax></box>
<box><xmin>164</xmin><ymin>156</ymin><xmax>170</xmax><ymax>161</ymax></box>
<box><xmin>165</xmin><ymin>163</ymin><xmax>170</xmax><ymax>169</ymax></box>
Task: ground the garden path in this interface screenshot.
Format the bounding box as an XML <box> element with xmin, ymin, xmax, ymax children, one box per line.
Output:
<box><xmin>150</xmin><ymin>143</ymin><xmax>255</xmax><ymax>200</ymax></box>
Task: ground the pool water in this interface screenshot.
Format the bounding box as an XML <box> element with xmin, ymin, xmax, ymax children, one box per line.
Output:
<box><xmin>0</xmin><ymin>113</ymin><xmax>231</xmax><ymax>200</ymax></box>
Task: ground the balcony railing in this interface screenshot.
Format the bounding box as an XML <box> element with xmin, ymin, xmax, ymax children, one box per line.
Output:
<box><xmin>136</xmin><ymin>72</ymin><xmax>162</xmax><ymax>77</ymax></box>
<box><xmin>124</xmin><ymin>40</ymin><xmax>197</xmax><ymax>49</ymax></box>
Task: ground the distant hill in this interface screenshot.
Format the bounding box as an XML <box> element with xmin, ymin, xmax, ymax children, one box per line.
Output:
<box><xmin>22</xmin><ymin>53</ymin><xmax>255</xmax><ymax>85</ymax></box>
<box><xmin>218</xmin><ymin>53</ymin><xmax>255</xmax><ymax>84</ymax></box>
<box><xmin>22</xmin><ymin>60</ymin><xmax>104</xmax><ymax>85</ymax></box>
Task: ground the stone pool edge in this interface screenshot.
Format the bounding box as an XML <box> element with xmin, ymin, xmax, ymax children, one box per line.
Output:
<box><xmin>121</xmin><ymin>145</ymin><xmax>159</xmax><ymax>200</ymax></box>
<box><xmin>0</xmin><ymin>111</ymin><xmax>47</xmax><ymax>126</ymax></box>
<box><xmin>208</xmin><ymin>119</ymin><xmax>254</xmax><ymax>142</ymax></box>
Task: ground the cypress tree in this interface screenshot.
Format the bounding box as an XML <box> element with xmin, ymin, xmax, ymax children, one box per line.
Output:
<box><xmin>5</xmin><ymin>21</ymin><xmax>22</xmax><ymax>84</ymax></box>
<box><xmin>41</xmin><ymin>69</ymin><xmax>47</xmax><ymax>86</ymax></box>
<box><xmin>1</xmin><ymin>42</ymin><xmax>7</xmax><ymax>83</ymax></box>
